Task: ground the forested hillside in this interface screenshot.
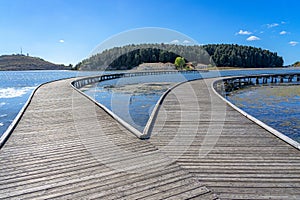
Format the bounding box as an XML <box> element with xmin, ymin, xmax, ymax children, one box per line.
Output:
<box><xmin>76</xmin><ymin>43</ymin><xmax>284</xmax><ymax>70</ymax></box>
<box><xmin>204</xmin><ymin>44</ymin><xmax>283</xmax><ymax>68</ymax></box>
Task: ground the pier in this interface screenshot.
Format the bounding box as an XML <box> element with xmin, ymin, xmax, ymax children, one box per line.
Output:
<box><xmin>214</xmin><ymin>73</ymin><xmax>300</xmax><ymax>93</ymax></box>
<box><xmin>0</xmin><ymin>78</ymin><xmax>216</xmax><ymax>199</ymax></box>
<box><xmin>1</xmin><ymin>72</ymin><xmax>300</xmax><ymax>199</ymax></box>
<box><xmin>150</xmin><ymin>77</ymin><xmax>300</xmax><ymax>199</ymax></box>
<box><xmin>72</xmin><ymin>70</ymin><xmax>203</xmax><ymax>89</ymax></box>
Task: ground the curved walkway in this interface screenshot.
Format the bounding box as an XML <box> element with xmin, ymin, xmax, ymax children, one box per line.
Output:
<box><xmin>1</xmin><ymin>76</ymin><xmax>300</xmax><ymax>199</ymax></box>
<box><xmin>0</xmin><ymin>79</ymin><xmax>216</xmax><ymax>199</ymax></box>
<box><xmin>150</xmin><ymin>78</ymin><xmax>300</xmax><ymax>199</ymax></box>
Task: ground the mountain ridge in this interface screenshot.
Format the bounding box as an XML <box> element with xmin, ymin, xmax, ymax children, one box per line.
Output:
<box><xmin>0</xmin><ymin>54</ymin><xmax>71</xmax><ymax>71</ymax></box>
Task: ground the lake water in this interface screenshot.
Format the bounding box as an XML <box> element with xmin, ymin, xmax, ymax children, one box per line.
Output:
<box><xmin>1</xmin><ymin>68</ymin><xmax>300</xmax><ymax>140</ymax></box>
<box><xmin>227</xmin><ymin>84</ymin><xmax>300</xmax><ymax>142</ymax></box>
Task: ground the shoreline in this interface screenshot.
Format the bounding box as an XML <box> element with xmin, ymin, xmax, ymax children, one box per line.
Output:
<box><xmin>75</xmin><ymin>66</ymin><xmax>300</xmax><ymax>72</ymax></box>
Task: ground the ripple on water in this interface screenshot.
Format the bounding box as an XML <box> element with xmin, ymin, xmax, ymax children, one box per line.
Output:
<box><xmin>0</xmin><ymin>87</ymin><xmax>35</xmax><ymax>98</ymax></box>
<box><xmin>227</xmin><ymin>84</ymin><xmax>300</xmax><ymax>142</ymax></box>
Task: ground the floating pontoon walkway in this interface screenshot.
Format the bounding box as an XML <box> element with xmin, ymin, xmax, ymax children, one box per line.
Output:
<box><xmin>0</xmin><ymin>79</ymin><xmax>217</xmax><ymax>199</ymax></box>
<box><xmin>151</xmin><ymin>78</ymin><xmax>300</xmax><ymax>199</ymax></box>
<box><xmin>1</xmin><ymin>77</ymin><xmax>300</xmax><ymax>199</ymax></box>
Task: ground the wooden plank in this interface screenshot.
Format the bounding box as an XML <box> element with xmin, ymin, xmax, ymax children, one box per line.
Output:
<box><xmin>2</xmin><ymin>74</ymin><xmax>300</xmax><ymax>199</ymax></box>
<box><xmin>0</xmin><ymin>78</ymin><xmax>215</xmax><ymax>199</ymax></box>
<box><xmin>150</xmin><ymin>78</ymin><xmax>300</xmax><ymax>200</ymax></box>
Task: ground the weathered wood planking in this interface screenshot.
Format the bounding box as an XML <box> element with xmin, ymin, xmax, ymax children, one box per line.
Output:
<box><xmin>0</xmin><ymin>79</ymin><xmax>217</xmax><ymax>199</ymax></box>
<box><xmin>150</xmin><ymin>78</ymin><xmax>300</xmax><ymax>200</ymax></box>
<box><xmin>2</xmin><ymin>74</ymin><xmax>300</xmax><ymax>200</ymax></box>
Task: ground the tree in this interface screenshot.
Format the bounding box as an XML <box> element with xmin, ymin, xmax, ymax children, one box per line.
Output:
<box><xmin>174</xmin><ymin>57</ymin><xmax>185</xmax><ymax>70</ymax></box>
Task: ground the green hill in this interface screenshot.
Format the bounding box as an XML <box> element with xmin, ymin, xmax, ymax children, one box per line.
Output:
<box><xmin>75</xmin><ymin>43</ymin><xmax>284</xmax><ymax>70</ymax></box>
<box><xmin>0</xmin><ymin>54</ymin><xmax>70</xmax><ymax>71</ymax></box>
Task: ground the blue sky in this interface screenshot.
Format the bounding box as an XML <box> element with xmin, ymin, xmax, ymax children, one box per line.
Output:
<box><xmin>0</xmin><ymin>0</ymin><xmax>299</xmax><ymax>65</ymax></box>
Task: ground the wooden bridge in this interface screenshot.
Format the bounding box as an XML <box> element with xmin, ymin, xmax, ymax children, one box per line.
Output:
<box><xmin>72</xmin><ymin>70</ymin><xmax>203</xmax><ymax>88</ymax></box>
<box><xmin>215</xmin><ymin>73</ymin><xmax>300</xmax><ymax>93</ymax></box>
<box><xmin>1</xmin><ymin>72</ymin><xmax>300</xmax><ymax>199</ymax></box>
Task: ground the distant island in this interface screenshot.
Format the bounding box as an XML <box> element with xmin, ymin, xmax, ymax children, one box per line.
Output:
<box><xmin>75</xmin><ymin>43</ymin><xmax>284</xmax><ymax>70</ymax></box>
<box><xmin>0</xmin><ymin>54</ymin><xmax>71</xmax><ymax>71</ymax></box>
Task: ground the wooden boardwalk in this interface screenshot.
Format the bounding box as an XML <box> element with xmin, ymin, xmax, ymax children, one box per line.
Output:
<box><xmin>1</xmin><ymin>76</ymin><xmax>300</xmax><ymax>199</ymax></box>
<box><xmin>0</xmin><ymin>79</ymin><xmax>217</xmax><ymax>199</ymax></box>
<box><xmin>150</xmin><ymin>78</ymin><xmax>300</xmax><ymax>199</ymax></box>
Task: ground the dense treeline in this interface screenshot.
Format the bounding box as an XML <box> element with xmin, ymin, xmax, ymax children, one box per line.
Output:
<box><xmin>205</xmin><ymin>44</ymin><xmax>283</xmax><ymax>68</ymax></box>
<box><xmin>76</xmin><ymin>43</ymin><xmax>283</xmax><ymax>70</ymax></box>
<box><xmin>76</xmin><ymin>43</ymin><xmax>210</xmax><ymax>70</ymax></box>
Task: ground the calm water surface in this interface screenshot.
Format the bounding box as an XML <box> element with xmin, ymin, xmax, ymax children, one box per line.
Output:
<box><xmin>227</xmin><ymin>84</ymin><xmax>300</xmax><ymax>142</ymax></box>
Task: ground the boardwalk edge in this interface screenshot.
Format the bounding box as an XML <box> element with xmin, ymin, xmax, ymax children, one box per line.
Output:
<box><xmin>70</xmin><ymin>73</ymin><xmax>199</xmax><ymax>139</ymax></box>
<box><xmin>70</xmin><ymin>78</ymin><xmax>145</xmax><ymax>139</ymax></box>
<box><xmin>211</xmin><ymin>77</ymin><xmax>300</xmax><ymax>151</ymax></box>
<box><xmin>0</xmin><ymin>77</ymin><xmax>76</xmax><ymax>149</ymax></box>
<box><xmin>142</xmin><ymin>81</ymin><xmax>189</xmax><ymax>138</ymax></box>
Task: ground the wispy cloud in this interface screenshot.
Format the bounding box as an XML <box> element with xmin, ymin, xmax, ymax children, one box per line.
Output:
<box><xmin>267</xmin><ymin>23</ymin><xmax>279</xmax><ymax>28</ymax></box>
<box><xmin>170</xmin><ymin>39</ymin><xmax>179</xmax><ymax>44</ymax></box>
<box><xmin>183</xmin><ymin>40</ymin><xmax>191</xmax><ymax>44</ymax></box>
<box><xmin>279</xmin><ymin>31</ymin><xmax>287</xmax><ymax>35</ymax></box>
<box><xmin>59</xmin><ymin>39</ymin><xmax>65</xmax><ymax>43</ymax></box>
<box><xmin>236</xmin><ymin>30</ymin><xmax>252</xmax><ymax>35</ymax></box>
<box><xmin>289</xmin><ymin>41</ymin><xmax>298</xmax><ymax>46</ymax></box>
<box><xmin>246</xmin><ymin>36</ymin><xmax>260</xmax><ymax>41</ymax></box>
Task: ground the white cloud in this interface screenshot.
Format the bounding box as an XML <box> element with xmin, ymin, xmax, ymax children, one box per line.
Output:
<box><xmin>280</xmin><ymin>31</ymin><xmax>287</xmax><ymax>35</ymax></box>
<box><xmin>170</xmin><ymin>39</ymin><xmax>179</xmax><ymax>44</ymax></box>
<box><xmin>267</xmin><ymin>23</ymin><xmax>279</xmax><ymax>28</ymax></box>
<box><xmin>183</xmin><ymin>40</ymin><xmax>191</xmax><ymax>44</ymax></box>
<box><xmin>246</xmin><ymin>36</ymin><xmax>261</xmax><ymax>41</ymax></box>
<box><xmin>279</xmin><ymin>31</ymin><xmax>287</xmax><ymax>35</ymax></box>
<box><xmin>289</xmin><ymin>41</ymin><xmax>298</xmax><ymax>46</ymax></box>
<box><xmin>59</xmin><ymin>39</ymin><xmax>65</xmax><ymax>43</ymax></box>
<box><xmin>236</xmin><ymin>30</ymin><xmax>252</xmax><ymax>35</ymax></box>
